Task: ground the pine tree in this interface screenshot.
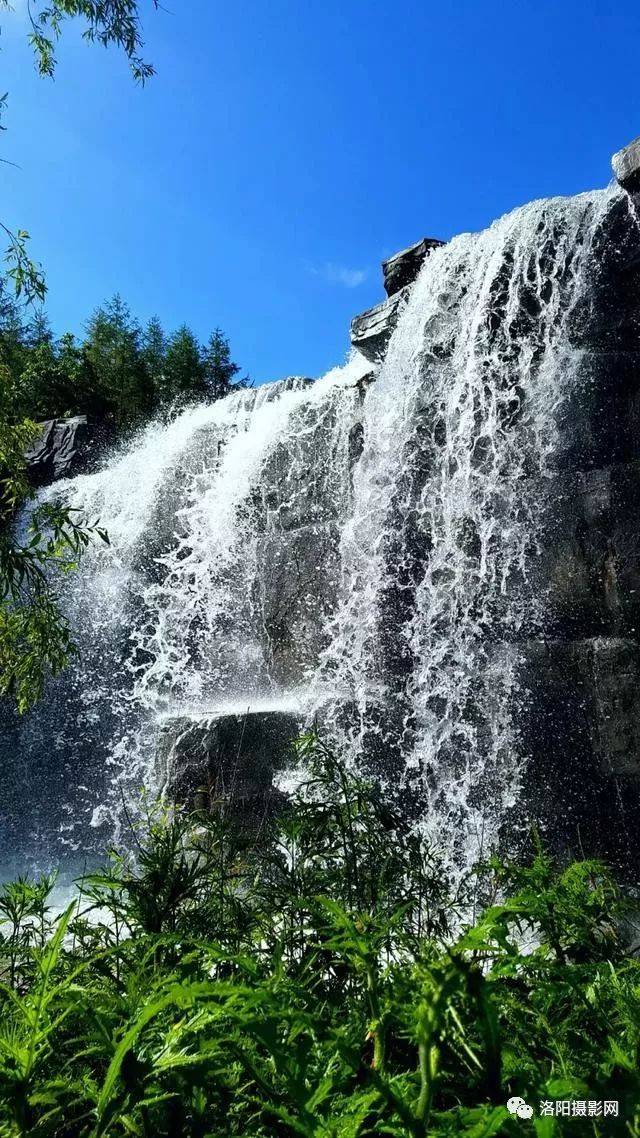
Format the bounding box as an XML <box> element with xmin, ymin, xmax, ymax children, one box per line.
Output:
<box><xmin>15</xmin><ymin>333</ymin><xmax>91</xmax><ymax>421</ymax></box>
<box><xmin>162</xmin><ymin>325</ymin><xmax>206</xmax><ymax>406</ymax></box>
<box><xmin>202</xmin><ymin>328</ymin><xmax>244</xmax><ymax>400</ymax></box>
<box><xmin>142</xmin><ymin>316</ymin><xmax>167</xmax><ymax>402</ymax></box>
<box><xmin>56</xmin><ymin>332</ymin><xmax>85</xmax><ymax>386</ymax></box>
<box><xmin>84</xmin><ymin>294</ymin><xmax>152</xmax><ymax>425</ymax></box>
<box><xmin>17</xmin><ymin>340</ymin><xmax>60</xmax><ymax>420</ymax></box>
<box><xmin>0</xmin><ymin>281</ymin><xmax>28</xmax><ymax>385</ymax></box>
<box><xmin>24</xmin><ymin>309</ymin><xmax>53</xmax><ymax>349</ymax></box>
<box><xmin>13</xmin><ymin>311</ymin><xmax>56</xmax><ymax>417</ymax></box>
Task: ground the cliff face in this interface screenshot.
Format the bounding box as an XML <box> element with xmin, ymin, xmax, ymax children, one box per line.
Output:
<box><xmin>5</xmin><ymin>141</ymin><xmax>640</xmax><ymax>879</ymax></box>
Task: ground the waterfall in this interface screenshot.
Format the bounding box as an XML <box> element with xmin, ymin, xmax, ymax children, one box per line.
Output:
<box><xmin>310</xmin><ymin>187</ymin><xmax>618</xmax><ymax>865</ymax></box>
<box><xmin>1</xmin><ymin>185</ymin><xmax>620</xmax><ymax>876</ymax></box>
<box><xmin>1</xmin><ymin>362</ymin><xmax>367</xmax><ymax>872</ymax></box>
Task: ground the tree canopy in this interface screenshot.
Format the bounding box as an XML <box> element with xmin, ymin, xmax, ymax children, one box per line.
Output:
<box><xmin>3</xmin><ymin>291</ymin><xmax>248</xmax><ymax>428</ymax></box>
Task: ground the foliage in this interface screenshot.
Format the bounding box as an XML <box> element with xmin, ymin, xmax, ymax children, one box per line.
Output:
<box><xmin>21</xmin><ymin>0</ymin><xmax>157</xmax><ymax>84</ymax></box>
<box><xmin>0</xmin><ymin>225</ymin><xmax>46</xmax><ymax>308</ymax></box>
<box><xmin>0</xmin><ymin>339</ymin><xmax>108</xmax><ymax>710</ymax></box>
<box><xmin>203</xmin><ymin>328</ymin><xmax>246</xmax><ymax>400</ymax></box>
<box><xmin>83</xmin><ymin>295</ymin><xmax>154</xmax><ymax>425</ymax></box>
<box><xmin>2</xmin><ymin>291</ymin><xmax>249</xmax><ymax>428</ymax></box>
<box><xmin>161</xmin><ymin>324</ymin><xmax>207</xmax><ymax>407</ymax></box>
<box><xmin>0</xmin><ymin>494</ymin><xmax>109</xmax><ymax>712</ymax></box>
<box><xmin>0</xmin><ymin>292</ymin><xmax>107</xmax><ymax>711</ymax></box>
<box><xmin>0</xmin><ymin>732</ymin><xmax>637</xmax><ymax>1136</ymax></box>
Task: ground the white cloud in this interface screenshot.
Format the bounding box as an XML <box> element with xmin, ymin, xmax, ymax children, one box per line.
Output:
<box><xmin>310</xmin><ymin>262</ymin><xmax>369</xmax><ymax>288</ymax></box>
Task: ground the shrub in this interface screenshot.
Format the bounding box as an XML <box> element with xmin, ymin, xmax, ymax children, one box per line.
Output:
<box><xmin>0</xmin><ymin>732</ymin><xmax>637</xmax><ymax>1136</ymax></box>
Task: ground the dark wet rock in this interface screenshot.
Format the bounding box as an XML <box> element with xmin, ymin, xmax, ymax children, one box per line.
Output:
<box><xmin>349</xmin><ymin>238</ymin><xmax>444</xmax><ymax>364</ymax></box>
<box><xmin>350</xmin><ymin>287</ymin><xmax>410</xmax><ymax>362</ymax></box>
<box><xmin>258</xmin><ymin>384</ymin><xmax>364</xmax><ymax>530</ymax></box>
<box><xmin>382</xmin><ymin>237</ymin><xmax>444</xmax><ymax>297</ymax></box>
<box><xmin>257</xmin><ymin>522</ymin><xmax>341</xmax><ymax>686</ymax></box>
<box><xmin>25</xmin><ymin>416</ymin><xmax>110</xmax><ymax>484</ymax></box>
<box><xmin>532</xmin><ymin>462</ymin><xmax>640</xmax><ymax>640</ymax></box>
<box><xmin>355</xmin><ymin>371</ymin><xmax>376</xmax><ymax>395</ymax></box>
<box><xmin>518</xmin><ymin>637</ymin><xmax>640</xmax><ymax>877</ymax></box>
<box><xmin>612</xmin><ymin>136</ymin><xmax>640</xmax><ymax>193</ymax></box>
<box><xmin>567</xmin><ymin>195</ymin><xmax>640</xmax><ymax>354</ymax></box>
<box><xmin>156</xmin><ymin>709</ymin><xmax>301</xmax><ymax>821</ymax></box>
<box><xmin>546</xmin><ymin>352</ymin><xmax>640</xmax><ymax>472</ymax></box>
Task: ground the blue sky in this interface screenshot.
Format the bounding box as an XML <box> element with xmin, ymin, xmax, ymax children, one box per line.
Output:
<box><xmin>2</xmin><ymin>0</ymin><xmax>640</xmax><ymax>383</ymax></box>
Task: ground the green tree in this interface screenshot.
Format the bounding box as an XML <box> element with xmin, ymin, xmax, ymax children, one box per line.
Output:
<box><xmin>16</xmin><ymin>340</ymin><xmax>62</xmax><ymax>420</ymax></box>
<box><xmin>15</xmin><ymin>333</ymin><xmax>98</xmax><ymax>422</ymax></box>
<box><xmin>0</xmin><ymin>356</ymin><xmax>109</xmax><ymax>712</ymax></box>
<box><xmin>141</xmin><ymin>315</ymin><xmax>167</xmax><ymax>399</ymax></box>
<box><xmin>202</xmin><ymin>327</ymin><xmax>245</xmax><ymax>400</ymax></box>
<box><xmin>55</xmin><ymin>331</ymin><xmax>100</xmax><ymax>415</ymax></box>
<box><xmin>0</xmin><ymin>281</ymin><xmax>28</xmax><ymax>382</ymax></box>
<box><xmin>162</xmin><ymin>324</ymin><xmax>206</xmax><ymax>406</ymax></box>
<box><xmin>84</xmin><ymin>294</ymin><xmax>153</xmax><ymax>425</ymax></box>
<box><xmin>23</xmin><ymin>309</ymin><xmax>53</xmax><ymax>350</ymax></box>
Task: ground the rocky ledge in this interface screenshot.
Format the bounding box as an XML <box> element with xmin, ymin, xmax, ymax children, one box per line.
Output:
<box><xmin>382</xmin><ymin>237</ymin><xmax>444</xmax><ymax>296</ymax></box>
<box><xmin>612</xmin><ymin>135</ymin><xmax>640</xmax><ymax>194</ymax></box>
<box><xmin>25</xmin><ymin>415</ymin><xmax>111</xmax><ymax>485</ymax></box>
<box><xmin>350</xmin><ymin>235</ymin><xmax>444</xmax><ymax>362</ymax></box>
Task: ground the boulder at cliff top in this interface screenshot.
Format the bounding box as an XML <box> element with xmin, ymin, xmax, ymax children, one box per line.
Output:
<box><xmin>612</xmin><ymin>136</ymin><xmax>640</xmax><ymax>193</ymax></box>
<box><xmin>350</xmin><ymin>237</ymin><xmax>444</xmax><ymax>360</ymax></box>
<box><xmin>382</xmin><ymin>237</ymin><xmax>444</xmax><ymax>297</ymax></box>
<box><xmin>350</xmin><ymin>287</ymin><xmax>410</xmax><ymax>362</ymax></box>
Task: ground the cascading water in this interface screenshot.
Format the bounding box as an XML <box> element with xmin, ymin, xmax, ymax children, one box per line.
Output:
<box><xmin>1</xmin><ymin>184</ymin><xmax>622</xmax><ymax>878</ymax></box>
<box><xmin>0</xmin><ymin>363</ymin><xmax>367</xmax><ymax>873</ymax></box>
<box><xmin>312</xmin><ymin>187</ymin><xmax>620</xmax><ymax>866</ymax></box>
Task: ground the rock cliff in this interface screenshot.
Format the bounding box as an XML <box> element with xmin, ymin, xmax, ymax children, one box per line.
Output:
<box><xmin>25</xmin><ymin>415</ymin><xmax>111</xmax><ymax>484</ymax></box>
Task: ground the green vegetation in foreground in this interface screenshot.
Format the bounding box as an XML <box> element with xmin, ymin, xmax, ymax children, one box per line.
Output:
<box><xmin>0</xmin><ymin>733</ymin><xmax>638</xmax><ymax>1137</ymax></box>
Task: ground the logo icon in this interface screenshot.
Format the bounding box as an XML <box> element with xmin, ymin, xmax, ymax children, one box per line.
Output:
<box><xmin>507</xmin><ymin>1096</ymin><xmax>534</xmax><ymax>1120</ymax></box>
